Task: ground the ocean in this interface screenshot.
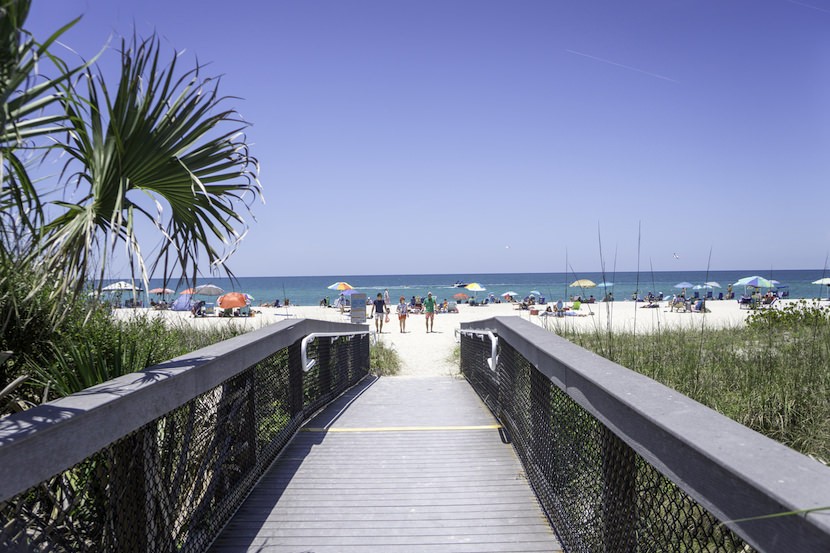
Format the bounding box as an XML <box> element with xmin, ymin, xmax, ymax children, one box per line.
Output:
<box><xmin>134</xmin><ymin>270</ymin><xmax>830</xmax><ymax>307</ymax></box>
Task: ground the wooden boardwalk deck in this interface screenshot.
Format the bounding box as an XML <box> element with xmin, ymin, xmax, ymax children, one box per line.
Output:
<box><xmin>209</xmin><ymin>376</ymin><xmax>562</xmax><ymax>552</ymax></box>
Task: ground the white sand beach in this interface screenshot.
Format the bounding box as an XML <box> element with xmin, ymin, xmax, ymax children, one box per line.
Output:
<box><xmin>115</xmin><ymin>298</ymin><xmax>816</xmax><ymax>377</ymax></box>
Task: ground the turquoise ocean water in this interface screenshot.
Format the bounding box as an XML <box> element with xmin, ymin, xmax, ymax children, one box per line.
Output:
<box><xmin>133</xmin><ymin>269</ymin><xmax>830</xmax><ymax>306</ymax></box>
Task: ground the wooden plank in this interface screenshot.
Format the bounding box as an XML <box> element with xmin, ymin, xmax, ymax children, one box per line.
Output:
<box><xmin>209</xmin><ymin>377</ymin><xmax>562</xmax><ymax>552</ymax></box>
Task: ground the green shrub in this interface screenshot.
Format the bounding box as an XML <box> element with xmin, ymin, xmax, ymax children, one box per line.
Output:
<box><xmin>370</xmin><ymin>341</ymin><xmax>401</xmax><ymax>377</ymax></box>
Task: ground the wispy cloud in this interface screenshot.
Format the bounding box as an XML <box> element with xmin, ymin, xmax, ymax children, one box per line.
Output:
<box><xmin>786</xmin><ymin>0</ymin><xmax>830</xmax><ymax>14</ymax></box>
<box><xmin>566</xmin><ymin>49</ymin><xmax>679</xmax><ymax>84</ymax></box>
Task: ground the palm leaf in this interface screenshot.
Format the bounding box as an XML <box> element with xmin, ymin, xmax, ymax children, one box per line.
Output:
<box><xmin>44</xmin><ymin>33</ymin><xmax>261</xmax><ymax>293</ymax></box>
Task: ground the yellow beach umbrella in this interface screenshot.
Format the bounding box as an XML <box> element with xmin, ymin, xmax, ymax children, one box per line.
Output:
<box><xmin>569</xmin><ymin>279</ymin><xmax>597</xmax><ymax>288</ymax></box>
<box><xmin>465</xmin><ymin>282</ymin><xmax>486</xmax><ymax>292</ymax></box>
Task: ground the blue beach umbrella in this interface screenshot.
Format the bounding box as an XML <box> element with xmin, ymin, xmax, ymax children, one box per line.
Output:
<box><xmin>674</xmin><ymin>281</ymin><xmax>693</xmax><ymax>296</ymax></box>
<box><xmin>734</xmin><ymin>276</ymin><xmax>774</xmax><ymax>289</ymax></box>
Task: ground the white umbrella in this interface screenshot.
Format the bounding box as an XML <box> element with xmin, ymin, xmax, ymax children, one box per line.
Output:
<box><xmin>704</xmin><ymin>281</ymin><xmax>721</xmax><ymax>288</ymax></box>
<box><xmin>501</xmin><ymin>291</ymin><xmax>518</xmax><ymax>297</ymax></box>
<box><xmin>812</xmin><ymin>278</ymin><xmax>830</xmax><ymax>286</ymax></box>
<box><xmin>102</xmin><ymin>281</ymin><xmax>142</xmax><ymax>291</ymax></box>
<box><xmin>194</xmin><ymin>283</ymin><xmax>224</xmax><ymax>296</ymax></box>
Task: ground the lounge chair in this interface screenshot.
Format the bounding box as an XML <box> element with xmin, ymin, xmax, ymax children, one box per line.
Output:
<box><xmin>759</xmin><ymin>297</ymin><xmax>778</xmax><ymax>310</ymax></box>
<box><xmin>671</xmin><ymin>297</ymin><xmax>688</xmax><ymax>312</ymax></box>
<box><xmin>691</xmin><ymin>299</ymin><xmax>705</xmax><ymax>313</ymax></box>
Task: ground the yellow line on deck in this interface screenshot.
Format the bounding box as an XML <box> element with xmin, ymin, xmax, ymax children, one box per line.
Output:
<box><xmin>301</xmin><ymin>424</ymin><xmax>502</xmax><ymax>433</ymax></box>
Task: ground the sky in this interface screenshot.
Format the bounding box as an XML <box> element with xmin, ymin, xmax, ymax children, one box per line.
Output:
<box><xmin>24</xmin><ymin>0</ymin><xmax>830</xmax><ymax>277</ymax></box>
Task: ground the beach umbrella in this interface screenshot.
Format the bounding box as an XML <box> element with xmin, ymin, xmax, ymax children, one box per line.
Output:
<box><xmin>465</xmin><ymin>283</ymin><xmax>486</xmax><ymax>292</ymax></box>
<box><xmin>453</xmin><ymin>292</ymin><xmax>469</xmax><ymax>300</ymax></box>
<box><xmin>595</xmin><ymin>282</ymin><xmax>613</xmax><ymax>288</ymax></box>
<box><xmin>103</xmin><ymin>281</ymin><xmax>142</xmax><ymax>292</ymax></box>
<box><xmin>149</xmin><ymin>287</ymin><xmax>175</xmax><ymax>295</ymax></box>
<box><xmin>196</xmin><ymin>284</ymin><xmax>224</xmax><ymax>296</ymax></box>
<box><xmin>529</xmin><ymin>290</ymin><xmax>542</xmax><ymax>296</ymax></box>
<box><xmin>569</xmin><ymin>279</ymin><xmax>596</xmax><ymax>288</ymax></box>
<box><xmin>328</xmin><ymin>281</ymin><xmax>354</xmax><ymax>291</ymax></box>
<box><xmin>734</xmin><ymin>276</ymin><xmax>774</xmax><ymax>289</ymax></box>
<box><xmin>704</xmin><ymin>281</ymin><xmax>721</xmax><ymax>288</ymax></box>
<box><xmin>180</xmin><ymin>284</ymin><xmax>224</xmax><ymax>296</ymax></box>
<box><xmin>501</xmin><ymin>291</ymin><xmax>518</xmax><ymax>297</ymax></box>
<box><xmin>339</xmin><ymin>289</ymin><xmax>358</xmax><ymax>296</ymax></box>
<box><xmin>674</xmin><ymin>282</ymin><xmax>694</xmax><ymax>289</ymax></box>
<box><xmin>813</xmin><ymin>278</ymin><xmax>830</xmax><ymax>299</ymax></box>
<box><xmin>217</xmin><ymin>292</ymin><xmax>248</xmax><ymax>309</ymax></box>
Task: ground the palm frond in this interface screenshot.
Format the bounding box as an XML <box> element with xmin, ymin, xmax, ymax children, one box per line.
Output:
<box><xmin>1</xmin><ymin>0</ymin><xmax>86</xmax><ymax>259</ymax></box>
<box><xmin>43</xmin><ymin>33</ymin><xmax>261</xmax><ymax>294</ymax></box>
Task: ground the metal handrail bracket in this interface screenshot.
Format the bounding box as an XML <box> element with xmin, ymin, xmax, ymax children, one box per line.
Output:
<box><xmin>458</xmin><ymin>328</ymin><xmax>498</xmax><ymax>371</ymax></box>
<box><xmin>302</xmin><ymin>330</ymin><xmax>371</xmax><ymax>372</ymax></box>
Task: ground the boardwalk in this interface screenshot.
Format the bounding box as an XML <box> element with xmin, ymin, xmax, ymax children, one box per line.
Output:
<box><xmin>209</xmin><ymin>376</ymin><xmax>562</xmax><ymax>552</ymax></box>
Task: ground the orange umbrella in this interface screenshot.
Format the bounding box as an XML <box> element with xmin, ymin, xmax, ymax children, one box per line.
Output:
<box><xmin>453</xmin><ymin>292</ymin><xmax>469</xmax><ymax>300</ymax></box>
<box><xmin>217</xmin><ymin>292</ymin><xmax>248</xmax><ymax>309</ymax></box>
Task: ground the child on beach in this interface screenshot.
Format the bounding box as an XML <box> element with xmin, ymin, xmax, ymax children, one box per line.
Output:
<box><xmin>397</xmin><ymin>296</ymin><xmax>408</xmax><ymax>332</ymax></box>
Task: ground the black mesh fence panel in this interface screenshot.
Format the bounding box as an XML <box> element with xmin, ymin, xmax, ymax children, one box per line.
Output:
<box><xmin>460</xmin><ymin>332</ymin><xmax>753</xmax><ymax>553</ymax></box>
<box><xmin>0</xmin><ymin>331</ymin><xmax>369</xmax><ymax>552</ymax></box>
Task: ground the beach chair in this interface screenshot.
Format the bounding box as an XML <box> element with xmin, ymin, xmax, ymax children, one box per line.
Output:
<box><xmin>759</xmin><ymin>297</ymin><xmax>778</xmax><ymax>310</ymax></box>
<box><xmin>691</xmin><ymin>299</ymin><xmax>705</xmax><ymax>313</ymax></box>
<box><xmin>238</xmin><ymin>305</ymin><xmax>251</xmax><ymax>317</ymax></box>
<box><xmin>447</xmin><ymin>301</ymin><xmax>459</xmax><ymax>313</ymax></box>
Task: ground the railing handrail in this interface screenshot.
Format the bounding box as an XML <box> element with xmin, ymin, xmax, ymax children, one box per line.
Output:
<box><xmin>460</xmin><ymin>316</ymin><xmax>830</xmax><ymax>552</ymax></box>
<box><xmin>0</xmin><ymin>318</ymin><xmax>368</xmax><ymax>502</ymax></box>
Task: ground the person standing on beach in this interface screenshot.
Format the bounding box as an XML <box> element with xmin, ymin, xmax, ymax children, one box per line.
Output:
<box><xmin>384</xmin><ymin>288</ymin><xmax>390</xmax><ymax>307</ymax></box>
<box><xmin>396</xmin><ymin>296</ymin><xmax>408</xmax><ymax>333</ymax></box>
<box><xmin>423</xmin><ymin>291</ymin><xmax>437</xmax><ymax>332</ymax></box>
<box><xmin>370</xmin><ymin>292</ymin><xmax>386</xmax><ymax>333</ymax></box>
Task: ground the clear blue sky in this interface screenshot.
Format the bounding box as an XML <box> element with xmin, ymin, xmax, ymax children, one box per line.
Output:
<box><xmin>26</xmin><ymin>0</ymin><xmax>830</xmax><ymax>277</ymax></box>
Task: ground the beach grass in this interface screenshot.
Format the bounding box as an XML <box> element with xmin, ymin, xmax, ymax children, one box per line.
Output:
<box><xmin>370</xmin><ymin>341</ymin><xmax>401</xmax><ymax>377</ymax></box>
<box><xmin>556</xmin><ymin>300</ymin><xmax>830</xmax><ymax>461</ymax></box>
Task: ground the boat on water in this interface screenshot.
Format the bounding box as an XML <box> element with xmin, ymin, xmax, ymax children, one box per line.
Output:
<box><xmin>452</xmin><ymin>281</ymin><xmax>469</xmax><ymax>288</ymax></box>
